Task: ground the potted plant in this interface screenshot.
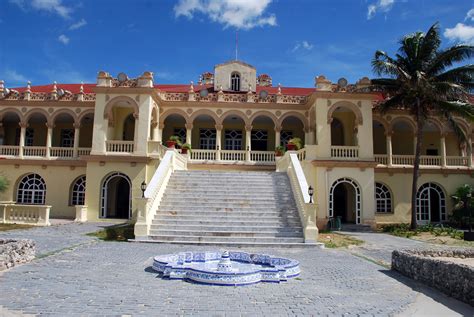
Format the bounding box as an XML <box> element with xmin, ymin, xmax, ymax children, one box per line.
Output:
<box><xmin>286</xmin><ymin>137</ymin><xmax>302</xmax><ymax>151</ymax></box>
<box><xmin>275</xmin><ymin>145</ymin><xmax>285</xmax><ymax>157</ymax></box>
<box><xmin>181</xmin><ymin>143</ymin><xmax>192</xmax><ymax>155</ymax></box>
<box><xmin>166</xmin><ymin>135</ymin><xmax>182</xmax><ymax>149</ymax></box>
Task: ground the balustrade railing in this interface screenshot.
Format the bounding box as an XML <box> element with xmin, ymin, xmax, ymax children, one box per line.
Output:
<box><xmin>77</xmin><ymin>147</ymin><xmax>92</xmax><ymax>156</ymax></box>
<box><xmin>50</xmin><ymin>147</ymin><xmax>74</xmax><ymax>158</ymax></box>
<box><xmin>0</xmin><ymin>203</ymin><xmax>51</xmax><ymax>226</ymax></box>
<box><xmin>0</xmin><ymin>145</ymin><xmax>20</xmax><ymax>156</ymax></box>
<box><xmin>374</xmin><ymin>154</ymin><xmax>388</xmax><ymax>165</ymax></box>
<box><xmin>420</xmin><ymin>155</ymin><xmax>442</xmax><ymax>166</ymax></box>
<box><xmin>296</xmin><ymin>148</ymin><xmax>306</xmax><ymax>161</ymax></box>
<box><xmin>331</xmin><ymin>146</ymin><xmax>359</xmax><ymax>159</ymax></box>
<box><xmin>220</xmin><ymin>150</ymin><xmax>246</xmax><ymax>161</ymax></box>
<box><xmin>106</xmin><ymin>140</ymin><xmax>134</xmax><ymax>153</ymax></box>
<box><xmin>249</xmin><ymin>151</ymin><xmax>275</xmax><ymax>164</ymax></box>
<box><xmin>392</xmin><ymin>155</ymin><xmax>414</xmax><ymax>165</ymax></box>
<box><xmin>190</xmin><ymin>149</ymin><xmax>217</xmax><ymax>161</ymax></box>
<box><xmin>446</xmin><ymin>156</ymin><xmax>468</xmax><ymax>167</ymax></box>
<box><xmin>23</xmin><ymin>146</ymin><xmax>47</xmax><ymax>157</ymax></box>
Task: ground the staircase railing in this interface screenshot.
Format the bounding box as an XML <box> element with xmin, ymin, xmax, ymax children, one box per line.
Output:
<box><xmin>134</xmin><ymin>149</ymin><xmax>187</xmax><ymax>237</ymax></box>
<box><xmin>276</xmin><ymin>151</ymin><xmax>318</xmax><ymax>242</ymax></box>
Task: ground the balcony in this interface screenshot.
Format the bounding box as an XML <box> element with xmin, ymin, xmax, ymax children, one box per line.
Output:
<box><xmin>0</xmin><ymin>146</ymin><xmax>91</xmax><ymax>159</ymax></box>
<box><xmin>330</xmin><ymin>146</ymin><xmax>359</xmax><ymax>159</ymax></box>
<box><xmin>374</xmin><ymin>154</ymin><xmax>471</xmax><ymax>168</ymax></box>
<box><xmin>106</xmin><ymin>140</ymin><xmax>134</xmax><ymax>153</ymax></box>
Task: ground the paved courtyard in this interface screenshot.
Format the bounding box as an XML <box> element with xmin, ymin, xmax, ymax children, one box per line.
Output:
<box><xmin>0</xmin><ymin>223</ymin><xmax>472</xmax><ymax>316</ymax></box>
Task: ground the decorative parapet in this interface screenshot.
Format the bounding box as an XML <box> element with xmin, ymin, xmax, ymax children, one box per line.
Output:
<box><xmin>0</xmin><ymin>203</ymin><xmax>51</xmax><ymax>226</ymax></box>
<box><xmin>161</xmin><ymin>91</ymin><xmax>307</xmax><ymax>104</ymax></box>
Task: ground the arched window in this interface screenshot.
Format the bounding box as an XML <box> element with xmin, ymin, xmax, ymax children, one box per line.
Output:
<box><xmin>375</xmin><ymin>182</ymin><xmax>392</xmax><ymax>213</ymax></box>
<box><xmin>231</xmin><ymin>72</ymin><xmax>240</xmax><ymax>91</ymax></box>
<box><xmin>71</xmin><ymin>175</ymin><xmax>86</xmax><ymax>205</ymax></box>
<box><xmin>17</xmin><ymin>173</ymin><xmax>46</xmax><ymax>204</ymax></box>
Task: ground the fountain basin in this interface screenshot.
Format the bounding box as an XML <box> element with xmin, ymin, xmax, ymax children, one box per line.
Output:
<box><xmin>152</xmin><ymin>251</ymin><xmax>300</xmax><ymax>286</ymax></box>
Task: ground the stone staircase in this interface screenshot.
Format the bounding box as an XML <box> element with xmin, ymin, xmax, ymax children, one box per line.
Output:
<box><xmin>147</xmin><ymin>170</ymin><xmax>314</xmax><ymax>246</ymax></box>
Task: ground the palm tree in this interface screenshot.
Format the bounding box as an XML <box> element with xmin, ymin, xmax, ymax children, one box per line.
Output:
<box><xmin>371</xmin><ymin>23</ymin><xmax>474</xmax><ymax>229</ymax></box>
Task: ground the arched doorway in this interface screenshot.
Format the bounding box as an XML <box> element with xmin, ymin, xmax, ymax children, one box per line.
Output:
<box><xmin>100</xmin><ymin>172</ymin><xmax>131</xmax><ymax>219</ymax></box>
<box><xmin>329</xmin><ymin>178</ymin><xmax>361</xmax><ymax>224</ymax></box>
<box><xmin>416</xmin><ymin>183</ymin><xmax>446</xmax><ymax>224</ymax></box>
<box><xmin>331</xmin><ymin>118</ymin><xmax>344</xmax><ymax>146</ymax></box>
<box><xmin>123</xmin><ymin>113</ymin><xmax>135</xmax><ymax>141</ymax></box>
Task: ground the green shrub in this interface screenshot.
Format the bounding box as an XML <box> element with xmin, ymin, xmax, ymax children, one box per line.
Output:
<box><xmin>0</xmin><ymin>175</ymin><xmax>9</xmax><ymax>193</ymax></box>
<box><xmin>380</xmin><ymin>223</ymin><xmax>416</xmax><ymax>238</ymax></box>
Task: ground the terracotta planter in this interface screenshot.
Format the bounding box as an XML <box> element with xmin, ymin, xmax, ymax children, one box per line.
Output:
<box><xmin>286</xmin><ymin>143</ymin><xmax>296</xmax><ymax>151</ymax></box>
<box><xmin>166</xmin><ymin>140</ymin><xmax>177</xmax><ymax>148</ymax></box>
<box><xmin>181</xmin><ymin>148</ymin><xmax>188</xmax><ymax>155</ymax></box>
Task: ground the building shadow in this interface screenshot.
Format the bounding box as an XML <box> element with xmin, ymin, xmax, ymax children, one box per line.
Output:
<box><xmin>379</xmin><ymin>269</ymin><xmax>473</xmax><ymax>315</ymax></box>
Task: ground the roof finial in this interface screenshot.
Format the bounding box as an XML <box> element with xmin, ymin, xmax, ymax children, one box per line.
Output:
<box><xmin>277</xmin><ymin>83</ymin><xmax>282</xmax><ymax>95</ymax></box>
<box><xmin>52</xmin><ymin>81</ymin><xmax>57</xmax><ymax>93</ymax></box>
<box><xmin>189</xmin><ymin>80</ymin><xmax>194</xmax><ymax>93</ymax></box>
<box><xmin>80</xmin><ymin>81</ymin><xmax>84</xmax><ymax>93</ymax></box>
<box><xmin>26</xmin><ymin>81</ymin><xmax>31</xmax><ymax>92</ymax></box>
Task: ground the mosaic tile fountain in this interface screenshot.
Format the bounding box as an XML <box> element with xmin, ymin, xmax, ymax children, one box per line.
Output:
<box><xmin>152</xmin><ymin>250</ymin><xmax>300</xmax><ymax>286</ymax></box>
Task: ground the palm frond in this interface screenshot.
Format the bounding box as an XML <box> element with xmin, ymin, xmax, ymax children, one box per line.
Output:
<box><xmin>435</xmin><ymin>100</ymin><xmax>474</xmax><ymax>122</ymax></box>
<box><xmin>419</xmin><ymin>23</ymin><xmax>441</xmax><ymax>68</ymax></box>
<box><xmin>435</xmin><ymin>64</ymin><xmax>474</xmax><ymax>84</ymax></box>
<box><xmin>446</xmin><ymin>115</ymin><xmax>468</xmax><ymax>142</ymax></box>
<box><xmin>377</xmin><ymin>94</ymin><xmax>405</xmax><ymax>113</ymax></box>
<box><xmin>428</xmin><ymin>45</ymin><xmax>474</xmax><ymax>76</ymax></box>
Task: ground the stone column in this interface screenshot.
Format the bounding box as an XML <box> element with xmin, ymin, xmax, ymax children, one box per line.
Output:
<box><xmin>275</xmin><ymin>126</ymin><xmax>281</xmax><ymax>148</ymax></box>
<box><xmin>245</xmin><ymin>125</ymin><xmax>252</xmax><ymax>161</ymax></box>
<box><xmin>73</xmin><ymin>123</ymin><xmax>80</xmax><ymax>158</ymax></box>
<box><xmin>46</xmin><ymin>123</ymin><xmax>53</xmax><ymax>159</ymax></box>
<box><xmin>158</xmin><ymin>123</ymin><xmax>164</xmax><ymax>144</ymax></box>
<box><xmin>18</xmin><ymin>122</ymin><xmax>26</xmax><ymax>158</ymax></box>
<box><xmin>440</xmin><ymin>134</ymin><xmax>447</xmax><ymax>167</ymax></box>
<box><xmin>215</xmin><ymin>124</ymin><xmax>222</xmax><ymax>161</ymax></box>
<box><xmin>386</xmin><ymin>132</ymin><xmax>393</xmax><ymax>167</ymax></box>
<box><xmin>185</xmin><ymin>123</ymin><xmax>193</xmax><ymax>146</ymax></box>
<box><xmin>151</xmin><ymin>122</ymin><xmax>159</xmax><ymax>141</ymax></box>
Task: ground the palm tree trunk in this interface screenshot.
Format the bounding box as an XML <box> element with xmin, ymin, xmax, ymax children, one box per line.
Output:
<box><xmin>411</xmin><ymin>101</ymin><xmax>423</xmax><ymax>230</ymax></box>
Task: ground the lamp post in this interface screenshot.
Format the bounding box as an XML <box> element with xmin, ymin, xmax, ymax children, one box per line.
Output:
<box><xmin>308</xmin><ymin>186</ymin><xmax>314</xmax><ymax>204</ymax></box>
<box><xmin>141</xmin><ymin>181</ymin><xmax>147</xmax><ymax>198</ymax></box>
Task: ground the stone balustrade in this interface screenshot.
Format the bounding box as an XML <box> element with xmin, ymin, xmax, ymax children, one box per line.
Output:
<box><xmin>0</xmin><ymin>145</ymin><xmax>91</xmax><ymax>159</ymax></box>
<box><xmin>0</xmin><ymin>203</ymin><xmax>51</xmax><ymax>226</ymax></box>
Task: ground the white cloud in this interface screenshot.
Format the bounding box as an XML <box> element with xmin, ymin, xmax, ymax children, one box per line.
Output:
<box><xmin>174</xmin><ymin>0</ymin><xmax>276</xmax><ymax>29</ymax></box>
<box><xmin>465</xmin><ymin>8</ymin><xmax>474</xmax><ymax>21</ymax></box>
<box><xmin>367</xmin><ymin>0</ymin><xmax>394</xmax><ymax>20</ymax></box>
<box><xmin>444</xmin><ymin>23</ymin><xmax>474</xmax><ymax>44</ymax></box>
<box><xmin>292</xmin><ymin>40</ymin><xmax>314</xmax><ymax>52</ymax></box>
<box><xmin>58</xmin><ymin>34</ymin><xmax>70</xmax><ymax>44</ymax></box>
<box><xmin>1</xmin><ymin>69</ymin><xmax>28</xmax><ymax>84</ymax></box>
<box><xmin>9</xmin><ymin>0</ymin><xmax>72</xmax><ymax>19</ymax></box>
<box><xmin>69</xmin><ymin>18</ymin><xmax>87</xmax><ymax>30</ymax></box>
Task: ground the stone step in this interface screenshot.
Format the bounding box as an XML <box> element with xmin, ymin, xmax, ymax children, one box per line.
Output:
<box><xmin>156</xmin><ymin>207</ymin><xmax>298</xmax><ymax>217</ymax></box>
<box><xmin>158</xmin><ymin>202</ymin><xmax>295</xmax><ymax>209</ymax></box>
<box><xmin>149</xmin><ymin>229</ymin><xmax>303</xmax><ymax>238</ymax></box>
<box><xmin>162</xmin><ymin>192</ymin><xmax>293</xmax><ymax>198</ymax></box>
<box><xmin>146</xmin><ymin>235</ymin><xmax>305</xmax><ymax>243</ymax></box>
<box><xmin>152</xmin><ymin>213</ymin><xmax>301</xmax><ymax>225</ymax></box>
<box><xmin>131</xmin><ymin>238</ymin><xmax>322</xmax><ymax>248</ymax></box>
<box><xmin>151</xmin><ymin>219</ymin><xmax>302</xmax><ymax>226</ymax></box>
<box><xmin>161</xmin><ymin>189</ymin><xmax>290</xmax><ymax>195</ymax></box>
<box><xmin>160</xmin><ymin>197</ymin><xmax>294</xmax><ymax>204</ymax></box>
<box><xmin>150</xmin><ymin>224</ymin><xmax>303</xmax><ymax>232</ymax></box>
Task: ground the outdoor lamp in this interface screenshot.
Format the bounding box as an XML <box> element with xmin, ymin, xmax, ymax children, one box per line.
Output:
<box><xmin>141</xmin><ymin>181</ymin><xmax>147</xmax><ymax>198</ymax></box>
<box><xmin>308</xmin><ymin>186</ymin><xmax>314</xmax><ymax>203</ymax></box>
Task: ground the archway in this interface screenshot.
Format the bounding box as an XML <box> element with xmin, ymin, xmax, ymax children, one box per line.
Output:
<box><xmin>78</xmin><ymin>112</ymin><xmax>94</xmax><ymax>148</ymax></box>
<box><xmin>52</xmin><ymin>113</ymin><xmax>75</xmax><ymax>147</ymax></box>
<box><xmin>372</xmin><ymin>120</ymin><xmax>387</xmax><ymax>154</ymax></box>
<box><xmin>391</xmin><ymin>119</ymin><xmax>415</xmax><ymax>155</ymax></box>
<box><xmin>222</xmin><ymin>114</ymin><xmax>246</xmax><ymax>150</ymax></box>
<box><xmin>330</xmin><ymin>108</ymin><xmax>357</xmax><ymax>146</ymax></box>
<box><xmin>163</xmin><ymin>114</ymin><xmax>187</xmax><ymax>145</ymax></box>
<box><xmin>329</xmin><ymin>178</ymin><xmax>362</xmax><ymax>224</ymax></box>
<box><xmin>280</xmin><ymin>115</ymin><xmax>305</xmax><ymax>146</ymax></box>
<box><xmin>25</xmin><ymin>112</ymin><xmax>48</xmax><ymax>146</ymax></box>
<box><xmin>0</xmin><ymin>111</ymin><xmax>21</xmax><ymax>145</ymax></box>
<box><xmin>123</xmin><ymin>113</ymin><xmax>135</xmax><ymax>141</ymax></box>
<box><xmin>331</xmin><ymin>118</ymin><xmax>344</xmax><ymax>146</ymax></box>
<box><xmin>100</xmin><ymin>172</ymin><xmax>131</xmax><ymax>219</ymax></box>
<box><xmin>250</xmin><ymin>115</ymin><xmax>275</xmax><ymax>151</ymax></box>
<box><xmin>192</xmin><ymin>114</ymin><xmax>217</xmax><ymax>149</ymax></box>
<box><xmin>421</xmin><ymin>121</ymin><xmax>441</xmax><ymax>156</ymax></box>
<box><xmin>416</xmin><ymin>183</ymin><xmax>446</xmax><ymax>224</ymax></box>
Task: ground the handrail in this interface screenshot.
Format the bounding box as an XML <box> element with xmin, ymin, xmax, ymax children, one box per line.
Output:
<box><xmin>134</xmin><ymin>149</ymin><xmax>187</xmax><ymax>237</ymax></box>
<box><xmin>277</xmin><ymin>152</ymin><xmax>318</xmax><ymax>242</ymax></box>
<box><xmin>0</xmin><ymin>203</ymin><xmax>51</xmax><ymax>226</ymax></box>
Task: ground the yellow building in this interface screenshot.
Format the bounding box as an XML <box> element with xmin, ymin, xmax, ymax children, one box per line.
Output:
<box><xmin>0</xmin><ymin>60</ymin><xmax>472</xmax><ymax>242</ymax></box>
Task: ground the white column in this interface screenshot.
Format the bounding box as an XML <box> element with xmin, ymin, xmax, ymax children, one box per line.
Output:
<box><xmin>152</xmin><ymin>123</ymin><xmax>159</xmax><ymax>141</ymax></box>
<box><xmin>73</xmin><ymin>123</ymin><xmax>80</xmax><ymax>158</ymax></box>
<box><xmin>46</xmin><ymin>123</ymin><xmax>53</xmax><ymax>158</ymax></box>
<box><xmin>275</xmin><ymin>126</ymin><xmax>281</xmax><ymax>149</ymax></box>
<box><xmin>215</xmin><ymin>124</ymin><xmax>222</xmax><ymax>161</ymax></box>
<box><xmin>245</xmin><ymin>125</ymin><xmax>252</xmax><ymax>161</ymax></box>
<box><xmin>440</xmin><ymin>134</ymin><xmax>446</xmax><ymax>167</ymax></box>
<box><xmin>185</xmin><ymin>123</ymin><xmax>193</xmax><ymax>146</ymax></box>
<box><xmin>158</xmin><ymin>123</ymin><xmax>164</xmax><ymax>143</ymax></box>
<box><xmin>19</xmin><ymin>122</ymin><xmax>26</xmax><ymax>158</ymax></box>
<box><xmin>386</xmin><ymin>133</ymin><xmax>393</xmax><ymax>167</ymax></box>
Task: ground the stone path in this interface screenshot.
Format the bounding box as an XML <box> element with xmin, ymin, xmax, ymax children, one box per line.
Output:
<box><xmin>0</xmin><ymin>223</ymin><xmax>472</xmax><ymax>316</ymax></box>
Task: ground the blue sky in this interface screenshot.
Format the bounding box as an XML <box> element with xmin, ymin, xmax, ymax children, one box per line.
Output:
<box><xmin>1</xmin><ymin>0</ymin><xmax>473</xmax><ymax>88</ymax></box>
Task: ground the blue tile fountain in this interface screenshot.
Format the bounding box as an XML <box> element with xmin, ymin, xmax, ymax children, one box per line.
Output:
<box><xmin>152</xmin><ymin>250</ymin><xmax>300</xmax><ymax>286</ymax></box>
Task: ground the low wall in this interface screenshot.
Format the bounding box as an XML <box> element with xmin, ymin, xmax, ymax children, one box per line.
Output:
<box><xmin>392</xmin><ymin>249</ymin><xmax>474</xmax><ymax>306</ymax></box>
<box><xmin>0</xmin><ymin>239</ymin><xmax>36</xmax><ymax>271</ymax></box>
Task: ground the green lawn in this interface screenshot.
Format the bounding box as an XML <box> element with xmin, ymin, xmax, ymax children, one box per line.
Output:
<box><xmin>0</xmin><ymin>223</ymin><xmax>35</xmax><ymax>231</ymax></box>
<box><xmin>87</xmin><ymin>223</ymin><xmax>135</xmax><ymax>241</ymax></box>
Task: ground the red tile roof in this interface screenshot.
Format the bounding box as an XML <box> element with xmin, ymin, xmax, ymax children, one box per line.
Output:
<box><xmin>11</xmin><ymin>84</ymin><xmax>96</xmax><ymax>94</ymax></box>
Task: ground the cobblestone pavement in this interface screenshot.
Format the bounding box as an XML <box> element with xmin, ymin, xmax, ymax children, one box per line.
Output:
<box><xmin>0</xmin><ymin>224</ymin><xmax>472</xmax><ymax>316</ymax></box>
<box><xmin>339</xmin><ymin>231</ymin><xmax>446</xmax><ymax>267</ymax></box>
